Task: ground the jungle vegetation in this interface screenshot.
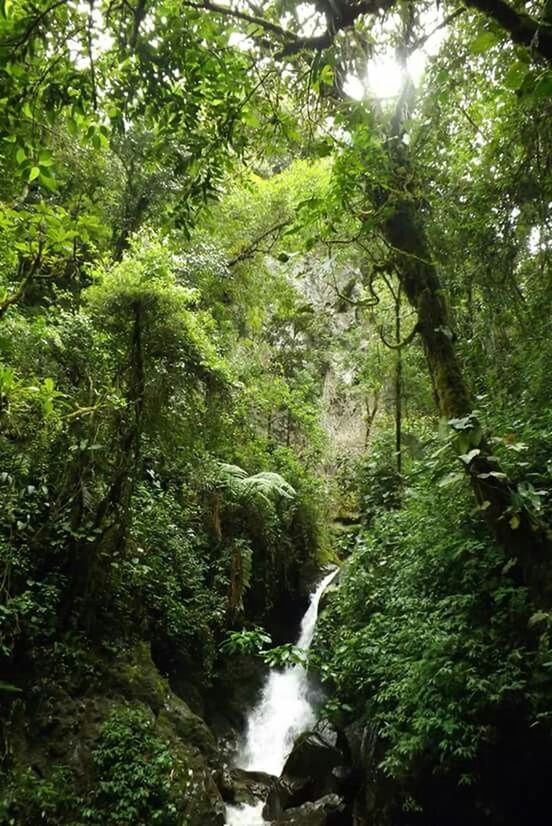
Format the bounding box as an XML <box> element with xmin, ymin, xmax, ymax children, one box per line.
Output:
<box><xmin>1</xmin><ymin>0</ymin><xmax>552</xmax><ymax>823</ymax></box>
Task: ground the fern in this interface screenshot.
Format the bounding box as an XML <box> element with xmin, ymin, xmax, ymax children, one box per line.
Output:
<box><xmin>242</xmin><ymin>472</ymin><xmax>295</xmax><ymax>504</ymax></box>
<box><xmin>215</xmin><ymin>463</ymin><xmax>296</xmax><ymax>506</ymax></box>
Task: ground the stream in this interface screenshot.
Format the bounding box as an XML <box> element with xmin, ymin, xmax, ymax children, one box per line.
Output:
<box><xmin>225</xmin><ymin>567</ymin><xmax>338</xmax><ymax>825</ymax></box>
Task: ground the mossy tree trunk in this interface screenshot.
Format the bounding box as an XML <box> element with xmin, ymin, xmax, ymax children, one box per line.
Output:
<box><xmin>62</xmin><ymin>300</ymin><xmax>146</xmax><ymax>625</ymax></box>
<box><xmin>373</xmin><ymin>141</ymin><xmax>551</xmax><ymax>591</ymax></box>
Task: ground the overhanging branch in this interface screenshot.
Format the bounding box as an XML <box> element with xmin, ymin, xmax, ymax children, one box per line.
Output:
<box><xmin>463</xmin><ymin>0</ymin><xmax>552</xmax><ymax>61</ymax></box>
<box><xmin>227</xmin><ymin>218</ymin><xmax>290</xmax><ymax>267</ymax></box>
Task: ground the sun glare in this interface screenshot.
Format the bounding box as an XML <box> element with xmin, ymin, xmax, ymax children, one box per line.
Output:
<box><xmin>344</xmin><ymin>6</ymin><xmax>449</xmax><ymax>102</ymax></box>
<box><xmin>367</xmin><ymin>53</ymin><xmax>406</xmax><ymax>99</ymax></box>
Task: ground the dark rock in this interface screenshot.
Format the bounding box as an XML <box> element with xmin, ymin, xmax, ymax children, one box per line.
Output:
<box><xmin>284</xmin><ymin>728</ymin><xmax>343</xmax><ymax>780</ymax></box>
<box><xmin>157</xmin><ymin>693</ymin><xmax>218</xmax><ymax>761</ymax></box>
<box><xmin>219</xmin><ymin>766</ymin><xmax>276</xmax><ymax>806</ymax></box>
<box><xmin>343</xmin><ymin>720</ymin><xmax>379</xmax><ymax>825</ymax></box>
<box><xmin>5</xmin><ymin>643</ymin><xmax>227</xmax><ymax>826</ymax></box>
<box><xmin>264</xmin><ymin>727</ymin><xmax>344</xmax><ymax>818</ymax></box>
<box><xmin>313</xmin><ymin>719</ymin><xmax>339</xmax><ymax>749</ymax></box>
<box><xmin>206</xmin><ymin>654</ymin><xmax>267</xmax><ymax>753</ymax></box>
<box><xmin>168</xmin><ymin>672</ymin><xmax>207</xmax><ymax>717</ymax></box>
<box><xmin>264</xmin><ymin>776</ymin><xmax>303</xmax><ymax>819</ymax></box>
<box><xmin>268</xmin><ymin>793</ymin><xmax>346</xmax><ymax>825</ymax></box>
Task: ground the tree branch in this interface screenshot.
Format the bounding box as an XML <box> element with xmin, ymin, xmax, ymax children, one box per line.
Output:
<box><xmin>227</xmin><ymin>218</ymin><xmax>290</xmax><ymax>267</ymax></box>
<box><xmin>0</xmin><ymin>0</ymin><xmax>69</xmax><ymax>49</ymax></box>
<box><xmin>183</xmin><ymin>0</ymin><xmax>299</xmax><ymax>42</ymax></box>
<box><xmin>331</xmin><ymin>272</ymin><xmax>380</xmax><ymax>308</ymax></box>
<box><xmin>463</xmin><ymin>0</ymin><xmax>552</xmax><ymax>62</ymax></box>
<box><xmin>183</xmin><ymin>0</ymin><xmax>395</xmax><ymax>57</ymax></box>
<box><xmin>378</xmin><ymin>320</ymin><xmax>419</xmax><ymax>349</ymax></box>
<box><xmin>0</xmin><ymin>251</ymin><xmax>43</xmax><ymax>321</ymax></box>
<box><xmin>407</xmin><ymin>8</ymin><xmax>465</xmax><ymax>54</ymax></box>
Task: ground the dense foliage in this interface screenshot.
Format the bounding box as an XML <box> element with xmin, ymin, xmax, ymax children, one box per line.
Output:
<box><xmin>2</xmin><ymin>0</ymin><xmax>552</xmax><ymax>823</ymax></box>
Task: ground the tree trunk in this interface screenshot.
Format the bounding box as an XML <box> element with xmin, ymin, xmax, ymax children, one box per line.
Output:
<box><xmin>374</xmin><ymin>139</ymin><xmax>551</xmax><ymax>592</ymax></box>
<box><xmin>364</xmin><ymin>391</ymin><xmax>379</xmax><ymax>449</ymax></box>
<box><xmin>63</xmin><ymin>300</ymin><xmax>146</xmax><ymax>625</ymax></box>
<box><xmin>286</xmin><ymin>408</ymin><xmax>292</xmax><ymax>447</ymax></box>
<box><xmin>395</xmin><ymin>285</ymin><xmax>402</xmax><ymax>475</ymax></box>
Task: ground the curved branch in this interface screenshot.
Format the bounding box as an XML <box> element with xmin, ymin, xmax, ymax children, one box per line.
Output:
<box><xmin>331</xmin><ymin>272</ymin><xmax>380</xmax><ymax>308</ymax></box>
<box><xmin>183</xmin><ymin>0</ymin><xmax>299</xmax><ymax>42</ymax></box>
<box><xmin>0</xmin><ymin>0</ymin><xmax>69</xmax><ymax>49</ymax></box>
<box><xmin>0</xmin><ymin>251</ymin><xmax>43</xmax><ymax>321</ymax></box>
<box><xmin>183</xmin><ymin>0</ymin><xmax>396</xmax><ymax>56</ymax></box>
<box><xmin>378</xmin><ymin>321</ymin><xmax>419</xmax><ymax>349</ymax></box>
<box><xmin>407</xmin><ymin>8</ymin><xmax>465</xmax><ymax>54</ymax></box>
<box><xmin>227</xmin><ymin>218</ymin><xmax>290</xmax><ymax>267</ymax></box>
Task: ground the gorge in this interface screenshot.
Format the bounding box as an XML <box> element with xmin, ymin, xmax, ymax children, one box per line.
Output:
<box><xmin>226</xmin><ymin>568</ymin><xmax>339</xmax><ymax>825</ymax></box>
<box><xmin>2</xmin><ymin>1</ymin><xmax>552</xmax><ymax>824</ymax></box>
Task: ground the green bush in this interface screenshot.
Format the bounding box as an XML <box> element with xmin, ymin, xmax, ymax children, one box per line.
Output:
<box><xmin>0</xmin><ymin>766</ymin><xmax>76</xmax><ymax>825</ymax></box>
<box><xmin>118</xmin><ymin>482</ymin><xmax>225</xmax><ymax>677</ymax></box>
<box><xmin>82</xmin><ymin>707</ymin><xmax>182</xmax><ymax>825</ymax></box>
<box><xmin>355</xmin><ymin>448</ymin><xmax>402</xmax><ymax>526</ymax></box>
<box><xmin>316</xmin><ymin>469</ymin><xmax>552</xmax><ymax>788</ymax></box>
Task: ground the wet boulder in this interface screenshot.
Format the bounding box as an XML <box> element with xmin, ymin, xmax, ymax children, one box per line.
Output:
<box><xmin>219</xmin><ymin>766</ymin><xmax>276</xmax><ymax>806</ymax></box>
<box><xmin>268</xmin><ymin>793</ymin><xmax>346</xmax><ymax>825</ymax></box>
<box><xmin>264</xmin><ymin>723</ymin><xmax>345</xmax><ymax>818</ymax></box>
<box><xmin>286</xmin><ymin>722</ymin><xmax>343</xmax><ymax>780</ymax></box>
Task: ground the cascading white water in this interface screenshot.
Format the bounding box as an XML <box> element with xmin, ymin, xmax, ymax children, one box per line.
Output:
<box><xmin>225</xmin><ymin>568</ymin><xmax>338</xmax><ymax>826</ymax></box>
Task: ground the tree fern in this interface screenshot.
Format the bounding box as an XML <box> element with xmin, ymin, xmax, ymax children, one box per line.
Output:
<box><xmin>215</xmin><ymin>463</ymin><xmax>295</xmax><ymax>506</ymax></box>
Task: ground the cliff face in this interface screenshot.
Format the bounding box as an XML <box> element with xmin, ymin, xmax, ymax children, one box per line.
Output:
<box><xmin>2</xmin><ymin>642</ymin><xmax>230</xmax><ymax>825</ymax></box>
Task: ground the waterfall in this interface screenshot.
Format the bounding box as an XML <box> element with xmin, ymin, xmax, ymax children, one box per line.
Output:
<box><xmin>225</xmin><ymin>568</ymin><xmax>338</xmax><ymax>826</ymax></box>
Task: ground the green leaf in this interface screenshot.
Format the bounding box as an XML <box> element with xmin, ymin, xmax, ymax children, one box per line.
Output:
<box><xmin>39</xmin><ymin>173</ymin><xmax>58</xmax><ymax>192</ymax></box>
<box><xmin>438</xmin><ymin>471</ymin><xmax>464</xmax><ymax>488</ymax></box>
<box><xmin>242</xmin><ymin>108</ymin><xmax>261</xmax><ymax>128</ymax></box>
<box><xmin>0</xmin><ymin>681</ymin><xmax>21</xmax><ymax>693</ymax></box>
<box><xmin>320</xmin><ymin>64</ymin><xmax>334</xmax><ymax>86</ymax></box>
<box><xmin>503</xmin><ymin>62</ymin><xmax>528</xmax><ymax>91</ymax></box>
<box><xmin>15</xmin><ymin>147</ymin><xmax>26</xmax><ymax>165</ymax></box>
<box><xmin>528</xmin><ymin>611</ymin><xmax>548</xmax><ymax>627</ymax></box>
<box><xmin>28</xmin><ymin>166</ymin><xmax>40</xmax><ymax>182</ymax></box>
<box><xmin>534</xmin><ymin>72</ymin><xmax>552</xmax><ymax>98</ymax></box>
<box><xmin>448</xmin><ymin>415</ymin><xmax>473</xmax><ymax>431</ymax></box>
<box><xmin>502</xmin><ymin>557</ymin><xmax>518</xmax><ymax>574</ymax></box>
<box><xmin>38</xmin><ymin>150</ymin><xmax>54</xmax><ymax>166</ymax></box>
<box><xmin>470</xmin><ymin>31</ymin><xmax>500</xmax><ymax>55</ymax></box>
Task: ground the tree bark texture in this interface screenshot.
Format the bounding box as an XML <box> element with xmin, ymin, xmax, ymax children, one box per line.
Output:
<box><xmin>373</xmin><ymin>141</ymin><xmax>551</xmax><ymax>593</ymax></box>
<box><xmin>464</xmin><ymin>0</ymin><xmax>552</xmax><ymax>62</ymax></box>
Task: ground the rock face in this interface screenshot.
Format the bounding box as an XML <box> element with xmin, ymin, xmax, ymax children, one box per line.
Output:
<box><xmin>219</xmin><ymin>766</ymin><xmax>276</xmax><ymax>807</ymax></box>
<box><xmin>264</xmin><ymin>722</ymin><xmax>350</xmax><ymax>822</ymax></box>
<box><xmin>4</xmin><ymin>642</ymin><xmax>227</xmax><ymax>826</ymax></box>
<box><xmin>205</xmin><ymin>653</ymin><xmax>268</xmax><ymax>759</ymax></box>
<box><xmin>268</xmin><ymin>793</ymin><xmax>347</xmax><ymax>825</ymax></box>
<box><xmin>342</xmin><ymin>720</ymin><xmax>380</xmax><ymax>826</ymax></box>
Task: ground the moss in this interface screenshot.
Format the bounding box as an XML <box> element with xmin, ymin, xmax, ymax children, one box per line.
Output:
<box><xmin>1</xmin><ymin>643</ymin><xmax>224</xmax><ymax>825</ymax></box>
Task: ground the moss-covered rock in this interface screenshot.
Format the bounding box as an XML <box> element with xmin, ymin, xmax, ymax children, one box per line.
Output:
<box><xmin>268</xmin><ymin>793</ymin><xmax>346</xmax><ymax>825</ymax></box>
<box><xmin>220</xmin><ymin>766</ymin><xmax>276</xmax><ymax>806</ymax></box>
<box><xmin>1</xmin><ymin>642</ymin><xmax>225</xmax><ymax>825</ymax></box>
